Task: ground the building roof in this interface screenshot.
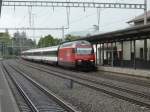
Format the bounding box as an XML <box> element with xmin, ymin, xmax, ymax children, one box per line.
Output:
<box><xmin>79</xmin><ymin>23</ymin><xmax>150</xmax><ymax>43</ymax></box>
<box><xmin>128</xmin><ymin>10</ymin><xmax>150</xmax><ymax>23</ymax></box>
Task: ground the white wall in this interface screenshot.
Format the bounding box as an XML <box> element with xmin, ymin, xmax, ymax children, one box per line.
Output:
<box><xmin>123</xmin><ymin>41</ymin><xmax>131</xmax><ymax>60</ymax></box>
<box><xmin>147</xmin><ymin>39</ymin><xmax>150</xmax><ymax>60</ymax></box>
<box><xmin>135</xmin><ymin>40</ymin><xmax>144</xmax><ymax>58</ymax></box>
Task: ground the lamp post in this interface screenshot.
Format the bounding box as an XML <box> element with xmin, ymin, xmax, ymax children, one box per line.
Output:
<box><xmin>144</xmin><ymin>0</ymin><xmax>148</xmax><ymax>61</ymax></box>
<box><xmin>144</xmin><ymin>0</ymin><xmax>147</xmax><ymax>25</ymax></box>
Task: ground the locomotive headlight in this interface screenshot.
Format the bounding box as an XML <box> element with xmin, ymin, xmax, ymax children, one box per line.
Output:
<box><xmin>78</xmin><ymin>60</ymin><xmax>82</xmax><ymax>62</ymax></box>
<box><xmin>90</xmin><ymin>60</ymin><xmax>94</xmax><ymax>62</ymax></box>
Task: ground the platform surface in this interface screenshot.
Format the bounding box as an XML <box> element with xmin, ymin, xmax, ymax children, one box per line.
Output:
<box><xmin>98</xmin><ymin>66</ymin><xmax>150</xmax><ymax>79</ymax></box>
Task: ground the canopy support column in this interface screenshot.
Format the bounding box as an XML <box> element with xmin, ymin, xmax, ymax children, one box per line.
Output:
<box><xmin>133</xmin><ymin>40</ymin><xmax>136</xmax><ymax>69</ymax></box>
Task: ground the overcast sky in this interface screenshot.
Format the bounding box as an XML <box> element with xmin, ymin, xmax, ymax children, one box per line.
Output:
<box><xmin>0</xmin><ymin>0</ymin><xmax>149</xmax><ymax>42</ymax></box>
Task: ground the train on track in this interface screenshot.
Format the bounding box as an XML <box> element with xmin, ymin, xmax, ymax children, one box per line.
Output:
<box><xmin>21</xmin><ymin>40</ymin><xmax>96</xmax><ymax>70</ymax></box>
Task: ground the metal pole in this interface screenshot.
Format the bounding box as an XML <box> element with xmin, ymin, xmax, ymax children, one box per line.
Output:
<box><xmin>99</xmin><ymin>43</ymin><xmax>101</xmax><ymax>65</ymax></box>
<box><xmin>19</xmin><ymin>35</ymin><xmax>22</xmax><ymax>55</ymax></box>
<box><xmin>66</xmin><ymin>4</ymin><xmax>70</xmax><ymax>28</ymax></box>
<box><xmin>130</xmin><ymin>40</ymin><xmax>132</xmax><ymax>67</ymax></box>
<box><xmin>62</xmin><ymin>26</ymin><xmax>65</xmax><ymax>41</ymax></box>
<box><xmin>95</xmin><ymin>44</ymin><xmax>98</xmax><ymax>65</ymax></box>
<box><xmin>97</xmin><ymin>8</ymin><xmax>100</xmax><ymax>31</ymax></box>
<box><xmin>102</xmin><ymin>43</ymin><xmax>104</xmax><ymax>65</ymax></box>
<box><xmin>121</xmin><ymin>41</ymin><xmax>123</xmax><ymax>67</ymax></box>
<box><xmin>144</xmin><ymin>39</ymin><xmax>147</xmax><ymax>61</ymax></box>
<box><xmin>133</xmin><ymin>40</ymin><xmax>136</xmax><ymax>69</ymax></box>
<box><xmin>144</xmin><ymin>0</ymin><xmax>147</xmax><ymax>25</ymax></box>
<box><xmin>106</xmin><ymin>43</ymin><xmax>108</xmax><ymax>65</ymax></box>
<box><xmin>130</xmin><ymin>41</ymin><xmax>132</xmax><ymax>59</ymax></box>
<box><xmin>12</xmin><ymin>39</ymin><xmax>14</xmax><ymax>56</ymax></box>
<box><xmin>2</xmin><ymin>42</ymin><xmax>4</xmax><ymax>57</ymax></box>
<box><xmin>111</xmin><ymin>42</ymin><xmax>114</xmax><ymax>67</ymax></box>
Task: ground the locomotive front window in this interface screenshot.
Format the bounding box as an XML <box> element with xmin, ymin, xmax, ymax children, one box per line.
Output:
<box><xmin>76</xmin><ymin>48</ymin><xmax>93</xmax><ymax>54</ymax></box>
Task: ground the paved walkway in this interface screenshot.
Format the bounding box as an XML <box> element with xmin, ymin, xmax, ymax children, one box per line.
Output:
<box><xmin>0</xmin><ymin>63</ymin><xmax>19</xmax><ymax>112</ymax></box>
<box><xmin>98</xmin><ymin>66</ymin><xmax>150</xmax><ymax>79</ymax></box>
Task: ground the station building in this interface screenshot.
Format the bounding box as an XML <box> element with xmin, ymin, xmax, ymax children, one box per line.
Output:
<box><xmin>81</xmin><ymin>11</ymin><xmax>150</xmax><ymax>71</ymax></box>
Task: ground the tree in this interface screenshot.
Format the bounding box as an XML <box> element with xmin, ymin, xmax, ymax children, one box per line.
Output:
<box><xmin>54</xmin><ymin>38</ymin><xmax>62</xmax><ymax>45</ymax></box>
<box><xmin>64</xmin><ymin>34</ymin><xmax>79</xmax><ymax>42</ymax></box>
<box><xmin>11</xmin><ymin>31</ymin><xmax>36</xmax><ymax>55</ymax></box>
<box><xmin>38</xmin><ymin>35</ymin><xmax>61</xmax><ymax>47</ymax></box>
<box><xmin>37</xmin><ymin>34</ymin><xmax>80</xmax><ymax>48</ymax></box>
<box><xmin>0</xmin><ymin>32</ymin><xmax>11</xmax><ymax>43</ymax></box>
<box><xmin>0</xmin><ymin>31</ymin><xmax>11</xmax><ymax>57</ymax></box>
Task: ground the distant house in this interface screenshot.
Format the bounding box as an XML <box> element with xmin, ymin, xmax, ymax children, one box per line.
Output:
<box><xmin>127</xmin><ymin>10</ymin><xmax>150</xmax><ymax>26</ymax></box>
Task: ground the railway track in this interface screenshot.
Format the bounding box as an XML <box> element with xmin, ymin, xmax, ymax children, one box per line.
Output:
<box><xmin>2</xmin><ymin>62</ymin><xmax>79</xmax><ymax>112</ymax></box>
<box><xmin>15</xmin><ymin>60</ymin><xmax>150</xmax><ymax>109</ymax></box>
<box><xmin>1</xmin><ymin>63</ymin><xmax>33</xmax><ymax>112</ymax></box>
<box><xmin>18</xmin><ymin>60</ymin><xmax>150</xmax><ymax>97</ymax></box>
<box><xmin>20</xmin><ymin>59</ymin><xmax>150</xmax><ymax>88</ymax></box>
<box><xmin>19</xmin><ymin>59</ymin><xmax>150</xmax><ymax>92</ymax></box>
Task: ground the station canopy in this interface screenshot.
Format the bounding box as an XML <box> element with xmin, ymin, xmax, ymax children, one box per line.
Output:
<box><xmin>79</xmin><ymin>24</ymin><xmax>150</xmax><ymax>44</ymax></box>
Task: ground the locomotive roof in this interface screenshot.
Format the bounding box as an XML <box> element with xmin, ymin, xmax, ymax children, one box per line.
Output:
<box><xmin>60</xmin><ymin>40</ymin><xmax>91</xmax><ymax>48</ymax></box>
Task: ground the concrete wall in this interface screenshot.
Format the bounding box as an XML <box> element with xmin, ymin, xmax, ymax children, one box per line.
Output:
<box><xmin>136</xmin><ymin>40</ymin><xmax>144</xmax><ymax>59</ymax></box>
<box><xmin>123</xmin><ymin>41</ymin><xmax>131</xmax><ymax>60</ymax></box>
<box><xmin>147</xmin><ymin>39</ymin><xmax>150</xmax><ymax>60</ymax></box>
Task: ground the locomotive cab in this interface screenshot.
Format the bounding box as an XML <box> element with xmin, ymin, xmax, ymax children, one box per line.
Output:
<box><xmin>58</xmin><ymin>40</ymin><xmax>96</xmax><ymax>70</ymax></box>
<box><xmin>75</xmin><ymin>43</ymin><xmax>95</xmax><ymax>70</ymax></box>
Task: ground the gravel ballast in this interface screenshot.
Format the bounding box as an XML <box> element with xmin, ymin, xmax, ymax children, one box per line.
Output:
<box><xmin>8</xmin><ymin>60</ymin><xmax>150</xmax><ymax>112</ymax></box>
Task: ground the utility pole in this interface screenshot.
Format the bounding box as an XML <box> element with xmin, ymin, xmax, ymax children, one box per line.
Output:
<box><xmin>62</xmin><ymin>26</ymin><xmax>65</xmax><ymax>41</ymax></box>
<box><xmin>19</xmin><ymin>34</ymin><xmax>22</xmax><ymax>55</ymax></box>
<box><xmin>11</xmin><ymin>38</ymin><xmax>14</xmax><ymax>56</ymax></box>
<box><xmin>144</xmin><ymin>0</ymin><xmax>147</xmax><ymax>61</ymax></box>
<box><xmin>144</xmin><ymin>0</ymin><xmax>147</xmax><ymax>25</ymax></box>
<box><xmin>32</xmin><ymin>13</ymin><xmax>36</xmax><ymax>48</ymax></box>
<box><xmin>97</xmin><ymin>8</ymin><xmax>100</xmax><ymax>31</ymax></box>
<box><xmin>0</xmin><ymin>0</ymin><xmax>2</xmax><ymax>16</ymax></box>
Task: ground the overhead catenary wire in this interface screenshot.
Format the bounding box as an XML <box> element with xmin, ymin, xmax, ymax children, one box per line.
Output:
<box><xmin>0</xmin><ymin>0</ymin><xmax>147</xmax><ymax>40</ymax></box>
<box><xmin>80</xmin><ymin>15</ymin><xmax>135</xmax><ymax>33</ymax></box>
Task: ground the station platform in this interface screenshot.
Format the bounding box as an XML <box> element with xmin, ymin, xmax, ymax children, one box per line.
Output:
<box><xmin>98</xmin><ymin>66</ymin><xmax>150</xmax><ymax>79</ymax></box>
<box><xmin>0</xmin><ymin>65</ymin><xmax>19</xmax><ymax>112</ymax></box>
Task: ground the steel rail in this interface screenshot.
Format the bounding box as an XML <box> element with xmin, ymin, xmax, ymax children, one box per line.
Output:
<box><xmin>2</xmin><ymin>63</ymin><xmax>39</xmax><ymax>112</ymax></box>
<box><xmin>7</xmin><ymin>63</ymin><xmax>79</xmax><ymax>112</ymax></box>
<box><xmin>16</xmin><ymin>60</ymin><xmax>150</xmax><ymax>109</ymax></box>
<box><xmin>20</xmin><ymin>60</ymin><xmax>150</xmax><ymax>99</ymax></box>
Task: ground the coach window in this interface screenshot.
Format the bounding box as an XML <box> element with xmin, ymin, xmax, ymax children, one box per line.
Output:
<box><xmin>43</xmin><ymin>51</ymin><xmax>57</xmax><ymax>56</ymax></box>
<box><xmin>50</xmin><ymin>51</ymin><xmax>57</xmax><ymax>56</ymax></box>
<box><xmin>76</xmin><ymin>48</ymin><xmax>93</xmax><ymax>54</ymax></box>
<box><xmin>43</xmin><ymin>51</ymin><xmax>49</xmax><ymax>56</ymax></box>
<box><xmin>33</xmin><ymin>52</ymin><xmax>41</xmax><ymax>56</ymax></box>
